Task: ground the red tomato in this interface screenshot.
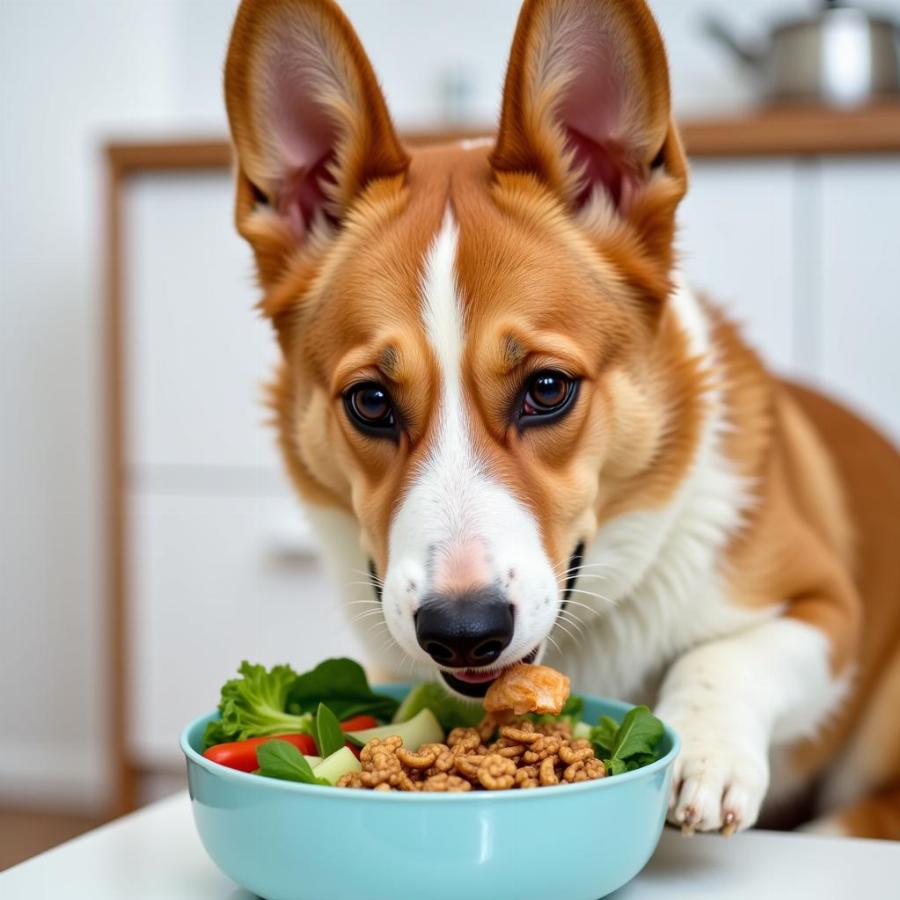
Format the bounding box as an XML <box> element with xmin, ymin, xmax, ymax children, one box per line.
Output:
<box><xmin>203</xmin><ymin>733</ymin><xmax>318</xmax><ymax>772</ymax></box>
<box><xmin>339</xmin><ymin>715</ymin><xmax>379</xmax><ymax>732</ymax></box>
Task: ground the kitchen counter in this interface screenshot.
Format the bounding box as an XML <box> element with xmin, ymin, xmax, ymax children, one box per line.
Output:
<box><xmin>4</xmin><ymin>790</ymin><xmax>898</xmax><ymax>899</ymax></box>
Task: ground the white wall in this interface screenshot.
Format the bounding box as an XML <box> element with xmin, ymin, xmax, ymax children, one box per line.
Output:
<box><xmin>1</xmin><ymin>0</ymin><xmax>897</xmax><ymax>812</ymax></box>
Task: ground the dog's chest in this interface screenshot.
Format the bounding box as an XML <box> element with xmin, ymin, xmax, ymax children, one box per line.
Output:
<box><xmin>545</xmin><ymin>437</ymin><xmax>770</xmax><ymax>703</ymax></box>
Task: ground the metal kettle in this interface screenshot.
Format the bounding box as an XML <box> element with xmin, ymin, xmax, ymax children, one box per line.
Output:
<box><xmin>705</xmin><ymin>0</ymin><xmax>900</xmax><ymax>106</ymax></box>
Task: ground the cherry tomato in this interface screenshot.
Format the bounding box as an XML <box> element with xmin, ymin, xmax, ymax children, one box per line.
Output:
<box><xmin>339</xmin><ymin>715</ymin><xmax>379</xmax><ymax>732</ymax></box>
<box><xmin>203</xmin><ymin>733</ymin><xmax>317</xmax><ymax>772</ymax></box>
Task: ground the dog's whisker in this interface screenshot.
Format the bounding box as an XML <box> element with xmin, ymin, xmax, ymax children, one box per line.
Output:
<box><xmin>553</xmin><ymin>620</ymin><xmax>580</xmax><ymax>647</ymax></box>
<box><xmin>348</xmin><ymin>567</ymin><xmax>385</xmax><ymax>587</ymax></box>
<box><xmin>553</xmin><ymin>595</ymin><xmax>604</xmax><ymax>615</ymax></box>
<box><xmin>557</xmin><ymin>610</ymin><xmax>586</xmax><ymax>635</ymax></box>
<box><xmin>344</xmin><ymin>597</ymin><xmax>384</xmax><ymax>605</ymax></box>
<box><xmin>351</xmin><ymin>609</ymin><xmax>388</xmax><ymax>625</ymax></box>
<box><xmin>545</xmin><ymin>633</ymin><xmax>563</xmax><ymax>656</ymax></box>
<box><xmin>561</xmin><ymin>588</ymin><xmax>615</xmax><ymax>606</ymax></box>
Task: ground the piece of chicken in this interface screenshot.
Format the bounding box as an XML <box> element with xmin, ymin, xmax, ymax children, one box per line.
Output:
<box><xmin>483</xmin><ymin>663</ymin><xmax>571</xmax><ymax>718</ymax></box>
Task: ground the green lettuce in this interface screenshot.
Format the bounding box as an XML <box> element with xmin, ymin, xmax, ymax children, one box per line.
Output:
<box><xmin>203</xmin><ymin>661</ymin><xmax>311</xmax><ymax>750</ymax></box>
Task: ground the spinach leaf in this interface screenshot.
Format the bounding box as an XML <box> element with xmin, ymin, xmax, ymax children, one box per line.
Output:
<box><xmin>611</xmin><ymin>705</ymin><xmax>664</xmax><ymax>760</ymax></box>
<box><xmin>256</xmin><ymin>740</ymin><xmax>329</xmax><ymax>785</ymax></box>
<box><xmin>590</xmin><ymin>715</ymin><xmax>620</xmax><ymax>756</ymax></box>
<box><xmin>286</xmin><ymin>658</ymin><xmax>399</xmax><ymax>721</ymax></box>
<box><xmin>590</xmin><ymin>706</ymin><xmax>665</xmax><ymax>776</ymax></box>
<box><xmin>313</xmin><ymin>703</ymin><xmax>346</xmax><ymax>757</ymax></box>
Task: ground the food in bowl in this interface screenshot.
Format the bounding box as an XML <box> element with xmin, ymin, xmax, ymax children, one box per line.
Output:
<box><xmin>183</xmin><ymin>683</ymin><xmax>680</xmax><ymax>900</ymax></box>
<box><xmin>200</xmin><ymin>657</ymin><xmax>666</xmax><ymax>791</ymax></box>
<box><xmin>484</xmin><ymin>662</ymin><xmax>571</xmax><ymax>717</ymax></box>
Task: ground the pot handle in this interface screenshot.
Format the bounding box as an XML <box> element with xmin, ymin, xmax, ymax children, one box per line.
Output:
<box><xmin>702</xmin><ymin>14</ymin><xmax>765</xmax><ymax>68</ymax></box>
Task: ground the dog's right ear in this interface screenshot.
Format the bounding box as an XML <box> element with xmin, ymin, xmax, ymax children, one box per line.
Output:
<box><xmin>224</xmin><ymin>0</ymin><xmax>409</xmax><ymax>288</ymax></box>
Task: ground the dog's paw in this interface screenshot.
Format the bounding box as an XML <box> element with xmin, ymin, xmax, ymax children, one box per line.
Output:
<box><xmin>667</xmin><ymin>729</ymin><xmax>769</xmax><ymax>836</ymax></box>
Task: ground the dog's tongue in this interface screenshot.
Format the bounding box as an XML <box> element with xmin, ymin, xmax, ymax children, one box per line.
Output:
<box><xmin>451</xmin><ymin>668</ymin><xmax>501</xmax><ymax>685</ymax></box>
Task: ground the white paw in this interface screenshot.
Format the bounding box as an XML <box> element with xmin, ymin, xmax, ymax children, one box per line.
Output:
<box><xmin>667</xmin><ymin>730</ymin><xmax>769</xmax><ymax>836</ymax></box>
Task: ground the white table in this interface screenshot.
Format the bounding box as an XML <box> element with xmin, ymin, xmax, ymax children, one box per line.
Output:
<box><xmin>3</xmin><ymin>791</ymin><xmax>898</xmax><ymax>899</ymax></box>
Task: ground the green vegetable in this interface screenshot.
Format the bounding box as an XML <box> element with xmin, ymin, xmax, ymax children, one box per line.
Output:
<box><xmin>255</xmin><ymin>740</ymin><xmax>329</xmax><ymax>785</ymax></box>
<box><xmin>312</xmin><ymin>746</ymin><xmax>362</xmax><ymax>785</ymax></box>
<box><xmin>286</xmin><ymin>658</ymin><xmax>399</xmax><ymax>721</ymax></box>
<box><xmin>203</xmin><ymin>661</ymin><xmax>311</xmax><ymax>750</ymax></box>
<box><xmin>529</xmin><ymin>694</ymin><xmax>585</xmax><ymax>728</ymax></box>
<box><xmin>393</xmin><ymin>682</ymin><xmax>482</xmax><ymax>731</ymax></box>
<box><xmin>346</xmin><ymin>708</ymin><xmax>444</xmax><ymax>750</ymax></box>
<box><xmin>590</xmin><ymin>715</ymin><xmax>620</xmax><ymax>756</ymax></box>
<box><xmin>590</xmin><ymin>706</ymin><xmax>664</xmax><ymax>775</ymax></box>
<box><xmin>313</xmin><ymin>703</ymin><xmax>346</xmax><ymax>758</ymax></box>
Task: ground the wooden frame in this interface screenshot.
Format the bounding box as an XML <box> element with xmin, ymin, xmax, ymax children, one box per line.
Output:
<box><xmin>103</xmin><ymin>104</ymin><xmax>900</xmax><ymax>815</ymax></box>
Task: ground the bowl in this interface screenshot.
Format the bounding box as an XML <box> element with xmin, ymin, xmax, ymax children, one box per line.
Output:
<box><xmin>181</xmin><ymin>685</ymin><xmax>679</xmax><ymax>900</ymax></box>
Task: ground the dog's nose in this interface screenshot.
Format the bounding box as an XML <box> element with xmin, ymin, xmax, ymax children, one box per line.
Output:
<box><xmin>415</xmin><ymin>589</ymin><xmax>514</xmax><ymax>667</ymax></box>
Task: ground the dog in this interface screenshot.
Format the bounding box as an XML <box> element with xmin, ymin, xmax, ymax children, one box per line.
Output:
<box><xmin>222</xmin><ymin>0</ymin><xmax>900</xmax><ymax>838</ymax></box>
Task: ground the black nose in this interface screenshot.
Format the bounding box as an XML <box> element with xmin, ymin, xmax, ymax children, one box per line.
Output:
<box><xmin>415</xmin><ymin>589</ymin><xmax>514</xmax><ymax>668</ymax></box>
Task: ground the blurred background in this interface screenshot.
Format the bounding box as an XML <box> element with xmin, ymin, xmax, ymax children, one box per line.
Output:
<box><xmin>2</xmin><ymin>0</ymin><xmax>899</xmax><ymax>869</ymax></box>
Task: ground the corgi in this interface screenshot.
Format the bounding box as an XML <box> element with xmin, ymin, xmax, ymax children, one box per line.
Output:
<box><xmin>223</xmin><ymin>0</ymin><xmax>900</xmax><ymax>838</ymax></box>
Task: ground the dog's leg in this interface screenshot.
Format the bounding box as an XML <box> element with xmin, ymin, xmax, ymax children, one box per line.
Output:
<box><xmin>656</xmin><ymin>616</ymin><xmax>845</xmax><ymax>835</ymax></box>
<box><xmin>802</xmin><ymin>785</ymin><xmax>900</xmax><ymax>840</ymax></box>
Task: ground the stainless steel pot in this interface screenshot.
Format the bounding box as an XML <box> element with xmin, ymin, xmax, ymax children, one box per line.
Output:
<box><xmin>705</xmin><ymin>1</ymin><xmax>900</xmax><ymax>106</ymax></box>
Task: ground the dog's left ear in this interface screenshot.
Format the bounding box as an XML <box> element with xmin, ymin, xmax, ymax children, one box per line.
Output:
<box><xmin>492</xmin><ymin>0</ymin><xmax>687</xmax><ymax>266</ymax></box>
<box><xmin>224</xmin><ymin>0</ymin><xmax>409</xmax><ymax>288</ymax></box>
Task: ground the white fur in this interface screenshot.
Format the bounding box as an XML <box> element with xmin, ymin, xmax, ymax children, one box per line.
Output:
<box><xmin>458</xmin><ymin>136</ymin><xmax>493</xmax><ymax>151</ymax></box>
<box><xmin>381</xmin><ymin>211</ymin><xmax>558</xmax><ymax>670</ymax></box>
<box><xmin>657</xmin><ymin>618</ymin><xmax>849</xmax><ymax>832</ymax></box>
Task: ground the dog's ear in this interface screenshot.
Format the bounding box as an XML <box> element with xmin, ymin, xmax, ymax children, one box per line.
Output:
<box><xmin>491</xmin><ymin>0</ymin><xmax>686</xmax><ymax>264</ymax></box>
<box><xmin>224</xmin><ymin>0</ymin><xmax>409</xmax><ymax>287</ymax></box>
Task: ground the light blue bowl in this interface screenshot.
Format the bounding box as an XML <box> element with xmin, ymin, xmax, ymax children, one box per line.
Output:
<box><xmin>181</xmin><ymin>686</ymin><xmax>679</xmax><ymax>900</ymax></box>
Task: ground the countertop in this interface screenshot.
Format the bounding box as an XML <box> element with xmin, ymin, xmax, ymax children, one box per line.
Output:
<box><xmin>3</xmin><ymin>791</ymin><xmax>899</xmax><ymax>899</ymax></box>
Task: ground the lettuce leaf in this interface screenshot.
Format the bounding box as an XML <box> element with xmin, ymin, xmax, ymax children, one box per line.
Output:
<box><xmin>202</xmin><ymin>661</ymin><xmax>311</xmax><ymax>750</ymax></box>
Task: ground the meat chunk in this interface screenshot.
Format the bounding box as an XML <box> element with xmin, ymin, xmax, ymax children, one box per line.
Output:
<box><xmin>483</xmin><ymin>663</ymin><xmax>571</xmax><ymax>718</ymax></box>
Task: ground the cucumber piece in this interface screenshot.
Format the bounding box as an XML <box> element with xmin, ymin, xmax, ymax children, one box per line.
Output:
<box><xmin>392</xmin><ymin>682</ymin><xmax>482</xmax><ymax>730</ymax></box>
<box><xmin>573</xmin><ymin>721</ymin><xmax>592</xmax><ymax>740</ymax></box>
<box><xmin>303</xmin><ymin>756</ymin><xmax>322</xmax><ymax>768</ymax></box>
<box><xmin>311</xmin><ymin>746</ymin><xmax>361</xmax><ymax>785</ymax></box>
<box><xmin>346</xmin><ymin>708</ymin><xmax>444</xmax><ymax>750</ymax></box>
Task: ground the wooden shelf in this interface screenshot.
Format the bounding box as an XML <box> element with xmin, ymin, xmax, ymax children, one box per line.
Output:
<box><xmin>104</xmin><ymin>104</ymin><xmax>900</xmax><ymax>175</ymax></box>
<box><xmin>680</xmin><ymin>103</ymin><xmax>900</xmax><ymax>158</ymax></box>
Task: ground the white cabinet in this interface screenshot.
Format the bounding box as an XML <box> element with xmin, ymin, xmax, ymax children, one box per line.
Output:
<box><xmin>818</xmin><ymin>159</ymin><xmax>900</xmax><ymax>442</ymax></box>
<box><xmin>680</xmin><ymin>156</ymin><xmax>900</xmax><ymax>442</ymax></box>
<box><xmin>126</xmin><ymin>171</ymin><xmax>282</xmax><ymax>472</ymax></box>
<box><xmin>679</xmin><ymin>160</ymin><xmax>797</xmax><ymax>374</ymax></box>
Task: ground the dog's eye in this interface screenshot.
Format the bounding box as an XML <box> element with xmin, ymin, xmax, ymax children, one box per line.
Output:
<box><xmin>520</xmin><ymin>370</ymin><xmax>577</xmax><ymax>425</ymax></box>
<box><xmin>344</xmin><ymin>382</ymin><xmax>398</xmax><ymax>437</ymax></box>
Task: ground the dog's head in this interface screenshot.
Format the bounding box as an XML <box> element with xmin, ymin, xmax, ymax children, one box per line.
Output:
<box><xmin>224</xmin><ymin>0</ymin><xmax>691</xmax><ymax>695</ymax></box>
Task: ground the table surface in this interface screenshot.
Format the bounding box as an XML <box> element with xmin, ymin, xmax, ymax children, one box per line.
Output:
<box><xmin>3</xmin><ymin>791</ymin><xmax>898</xmax><ymax>899</ymax></box>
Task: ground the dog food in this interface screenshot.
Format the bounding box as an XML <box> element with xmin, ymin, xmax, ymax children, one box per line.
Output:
<box><xmin>337</xmin><ymin>717</ymin><xmax>606</xmax><ymax>791</ymax></box>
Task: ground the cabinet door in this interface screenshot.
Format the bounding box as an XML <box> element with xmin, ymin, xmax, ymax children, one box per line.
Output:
<box><xmin>678</xmin><ymin>160</ymin><xmax>797</xmax><ymax>375</ymax></box>
<box><xmin>127</xmin><ymin>490</ymin><xmax>370</xmax><ymax>767</ymax></box>
<box><xmin>126</xmin><ymin>171</ymin><xmax>281</xmax><ymax>471</ymax></box>
<box><xmin>819</xmin><ymin>158</ymin><xmax>900</xmax><ymax>442</ymax></box>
